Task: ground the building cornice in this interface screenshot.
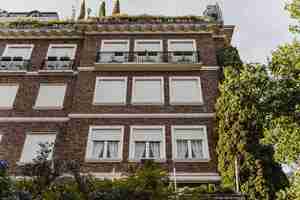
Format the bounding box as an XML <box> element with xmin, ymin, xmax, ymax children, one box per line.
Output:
<box><xmin>68</xmin><ymin>113</ymin><xmax>215</xmax><ymax>119</ymax></box>
<box><xmin>0</xmin><ymin>117</ymin><xmax>69</xmax><ymax>123</ymax></box>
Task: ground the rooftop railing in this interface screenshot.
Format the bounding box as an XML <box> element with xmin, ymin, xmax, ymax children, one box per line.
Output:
<box><xmin>0</xmin><ymin>56</ymin><xmax>31</xmax><ymax>71</ymax></box>
<box><xmin>96</xmin><ymin>51</ymin><xmax>200</xmax><ymax>64</ymax></box>
<box><xmin>43</xmin><ymin>56</ymin><xmax>75</xmax><ymax>70</ymax></box>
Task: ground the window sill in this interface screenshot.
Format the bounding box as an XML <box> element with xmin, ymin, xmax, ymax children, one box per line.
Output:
<box><xmin>93</xmin><ymin>102</ymin><xmax>127</xmax><ymax>106</ymax></box>
<box><xmin>38</xmin><ymin>70</ymin><xmax>74</xmax><ymax>73</ymax></box>
<box><xmin>0</xmin><ymin>106</ymin><xmax>13</xmax><ymax>110</ymax></box>
<box><xmin>169</xmin><ymin>101</ymin><xmax>204</xmax><ymax>106</ymax></box>
<box><xmin>85</xmin><ymin>159</ymin><xmax>122</xmax><ymax>163</ymax></box>
<box><xmin>173</xmin><ymin>159</ymin><xmax>210</xmax><ymax>163</ymax></box>
<box><xmin>33</xmin><ymin>106</ymin><xmax>64</xmax><ymax>110</ymax></box>
<box><xmin>131</xmin><ymin>102</ymin><xmax>165</xmax><ymax>106</ymax></box>
<box><xmin>0</xmin><ymin>70</ymin><xmax>27</xmax><ymax>74</ymax></box>
<box><xmin>128</xmin><ymin>159</ymin><xmax>166</xmax><ymax>163</ymax></box>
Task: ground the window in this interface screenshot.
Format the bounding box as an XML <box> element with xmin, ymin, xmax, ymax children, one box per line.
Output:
<box><xmin>169</xmin><ymin>77</ymin><xmax>203</xmax><ymax>105</ymax></box>
<box><xmin>168</xmin><ymin>40</ymin><xmax>197</xmax><ymax>63</ymax></box>
<box><xmin>93</xmin><ymin>77</ymin><xmax>127</xmax><ymax>105</ymax></box>
<box><xmin>20</xmin><ymin>133</ymin><xmax>56</xmax><ymax>163</ymax></box>
<box><xmin>134</xmin><ymin>40</ymin><xmax>163</xmax><ymax>63</ymax></box>
<box><xmin>129</xmin><ymin>126</ymin><xmax>166</xmax><ymax>161</ymax></box>
<box><xmin>99</xmin><ymin>40</ymin><xmax>130</xmax><ymax>63</ymax></box>
<box><xmin>34</xmin><ymin>84</ymin><xmax>67</xmax><ymax>109</ymax></box>
<box><xmin>47</xmin><ymin>44</ymin><xmax>77</xmax><ymax>59</ymax></box>
<box><xmin>132</xmin><ymin>77</ymin><xmax>164</xmax><ymax>105</ymax></box>
<box><xmin>2</xmin><ymin>44</ymin><xmax>34</xmax><ymax>60</ymax></box>
<box><xmin>172</xmin><ymin>126</ymin><xmax>210</xmax><ymax>161</ymax></box>
<box><xmin>0</xmin><ymin>84</ymin><xmax>19</xmax><ymax>109</ymax></box>
<box><xmin>85</xmin><ymin>126</ymin><xmax>124</xmax><ymax>161</ymax></box>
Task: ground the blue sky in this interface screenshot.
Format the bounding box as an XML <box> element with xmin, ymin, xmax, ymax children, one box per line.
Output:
<box><xmin>1</xmin><ymin>0</ymin><xmax>297</xmax><ymax>63</ymax></box>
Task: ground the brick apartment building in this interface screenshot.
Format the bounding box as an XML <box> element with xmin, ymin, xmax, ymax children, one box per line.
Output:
<box><xmin>0</xmin><ymin>4</ymin><xmax>234</xmax><ymax>184</ymax></box>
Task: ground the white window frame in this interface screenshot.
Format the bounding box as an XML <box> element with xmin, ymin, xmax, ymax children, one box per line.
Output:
<box><xmin>169</xmin><ymin>76</ymin><xmax>204</xmax><ymax>105</ymax></box>
<box><xmin>46</xmin><ymin>44</ymin><xmax>77</xmax><ymax>59</ymax></box>
<box><xmin>0</xmin><ymin>84</ymin><xmax>19</xmax><ymax>110</ymax></box>
<box><xmin>0</xmin><ymin>134</ymin><xmax>2</xmax><ymax>143</ymax></box>
<box><xmin>129</xmin><ymin>126</ymin><xmax>166</xmax><ymax>162</ymax></box>
<box><xmin>100</xmin><ymin>40</ymin><xmax>130</xmax><ymax>52</ymax></box>
<box><xmin>19</xmin><ymin>132</ymin><xmax>57</xmax><ymax>164</ymax></box>
<box><xmin>171</xmin><ymin>125</ymin><xmax>210</xmax><ymax>162</ymax></box>
<box><xmin>93</xmin><ymin>77</ymin><xmax>128</xmax><ymax>105</ymax></box>
<box><xmin>85</xmin><ymin>126</ymin><xmax>124</xmax><ymax>162</ymax></box>
<box><xmin>167</xmin><ymin>39</ymin><xmax>197</xmax><ymax>52</ymax></box>
<box><xmin>132</xmin><ymin>76</ymin><xmax>164</xmax><ymax>105</ymax></box>
<box><xmin>2</xmin><ymin>44</ymin><xmax>34</xmax><ymax>60</ymax></box>
<box><xmin>33</xmin><ymin>83</ymin><xmax>67</xmax><ymax>110</ymax></box>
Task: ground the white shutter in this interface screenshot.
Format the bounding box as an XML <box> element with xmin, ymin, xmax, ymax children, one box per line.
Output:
<box><xmin>135</xmin><ymin>40</ymin><xmax>162</xmax><ymax>51</ymax></box>
<box><xmin>47</xmin><ymin>46</ymin><xmax>76</xmax><ymax>58</ymax></box>
<box><xmin>94</xmin><ymin>77</ymin><xmax>127</xmax><ymax>104</ymax></box>
<box><xmin>132</xmin><ymin>78</ymin><xmax>163</xmax><ymax>104</ymax></box>
<box><xmin>4</xmin><ymin>45</ymin><xmax>33</xmax><ymax>59</ymax></box>
<box><xmin>174</xmin><ymin>128</ymin><xmax>205</xmax><ymax>140</ymax></box>
<box><xmin>20</xmin><ymin>134</ymin><xmax>56</xmax><ymax>163</ymax></box>
<box><xmin>101</xmin><ymin>40</ymin><xmax>129</xmax><ymax>52</ymax></box>
<box><xmin>91</xmin><ymin>128</ymin><xmax>122</xmax><ymax>141</ymax></box>
<box><xmin>0</xmin><ymin>85</ymin><xmax>18</xmax><ymax>108</ymax></box>
<box><xmin>35</xmin><ymin>84</ymin><xmax>67</xmax><ymax>108</ymax></box>
<box><xmin>132</xmin><ymin>128</ymin><xmax>163</xmax><ymax>141</ymax></box>
<box><xmin>168</xmin><ymin>40</ymin><xmax>195</xmax><ymax>51</ymax></box>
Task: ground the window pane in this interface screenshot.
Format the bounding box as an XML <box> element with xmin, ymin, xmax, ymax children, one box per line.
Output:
<box><xmin>135</xmin><ymin>41</ymin><xmax>162</xmax><ymax>51</ymax></box>
<box><xmin>92</xmin><ymin>141</ymin><xmax>105</xmax><ymax>159</ymax></box>
<box><xmin>176</xmin><ymin>140</ymin><xmax>189</xmax><ymax>159</ymax></box>
<box><xmin>35</xmin><ymin>85</ymin><xmax>67</xmax><ymax>108</ymax></box>
<box><xmin>107</xmin><ymin>141</ymin><xmax>119</xmax><ymax>159</ymax></box>
<box><xmin>171</xmin><ymin>79</ymin><xmax>201</xmax><ymax>103</ymax></box>
<box><xmin>191</xmin><ymin>140</ymin><xmax>203</xmax><ymax>159</ymax></box>
<box><xmin>101</xmin><ymin>41</ymin><xmax>129</xmax><ymax>52</ymax></box>
<box><xmin>20</xmin><ymin>134</ymin><xmax>56</xmax><ymax>163</ymax></box>
<box><xmin>135</xmin><ymin>142</ymin><xmax>146</xmax><ymax>159</ymax></box>
<box><xmin>149</xmin><ymin>142</ymin><xmax>160</xmax><ymax>159</ymax></box>
<box><xmin>133</xmin><ymin>79</ymin><xmax>162</xmax><ymax>103</ymax></box>
<box><xmin>0</xmin><ymin>85</ymin><xmax>18</xmax><ymax>108</ymax></box>
<box><xmin>94</xmin><ymin>79</ymin><xmax>126</xmax><ymax>104</ymax></box>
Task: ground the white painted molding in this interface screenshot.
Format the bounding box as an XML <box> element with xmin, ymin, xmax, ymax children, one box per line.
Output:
<box><xmin>69</xmin><ymin>113</ymin><xmax>215</xmax><ymax>119</ymax></box>
<box><xmin>169</xmin><ymin>172</ymin><xmax>221</xmax><ymax>183</ymax></box>
<box><xmin>77</xmin><ymin>66</ymin><xmax>220</xmax><ymax>71</ymax></box>
<box><xmin>0</xmin><ymin>117</ymin><xmax>69</xmax><ymax>123</ymax></box>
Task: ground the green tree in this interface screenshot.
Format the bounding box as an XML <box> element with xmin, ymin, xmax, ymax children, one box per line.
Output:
<box><xmin>286</xmin><ymin>0</ymin><xmax>300</xmax><ymax>33</ymax></box>
<box><xmin>216</xmin><ymin>62</ymin><xmax>289</xmax><ymax>199</ymax></box>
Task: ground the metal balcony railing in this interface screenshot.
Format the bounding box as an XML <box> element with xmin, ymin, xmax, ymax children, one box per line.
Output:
<box><xmin>96</xmin><ymin>51</ymin><xmax>200</xmax><ymax>64</ymax></box>
<box><xmin>0</xmin><ymin>56</ymin><xmax>31</xmax><ymax>71</ymax></box>
<box><xmin>43</xmin><ymin>56</ymin><xmax>75</xmax><ymax>70</ymax></box>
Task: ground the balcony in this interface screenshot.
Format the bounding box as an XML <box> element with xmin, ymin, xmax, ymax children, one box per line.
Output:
<box><xmin>94</xmin><ymin>51</ymin><xmax>202</xmax><ymax>71</ymax></box>
<box><xmin>96</xmin><ymin>51</ymin><xmax>200</xmax><ymax>64</ymax></box>
<box><xmin>0</xmin><ymin>56</ymin><xmax>31</xmax><ymax>71</ymax></box>
<box><xmin>43</xmin><ymin>56</ymin><xmax>74</xmax><ymax>70</ymax></box>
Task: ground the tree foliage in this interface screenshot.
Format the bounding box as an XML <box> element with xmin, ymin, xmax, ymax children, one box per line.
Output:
<box><xmin>216</xmin><ymin>63</ymin><xmax>289</xmax><ymax>199</ymax></box>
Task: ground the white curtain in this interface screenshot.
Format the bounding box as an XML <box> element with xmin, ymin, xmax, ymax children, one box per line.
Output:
<box><xmin>149</xmin><ymin>142</ymin><xmax>160</xmax><ymax>159</ymax></box>
<box><xmin>92</xmin><ymin>141</ymin><xmax>104</xmax><ymax>159</ymax></box>
<box><xmin>177</xmin><ymin>140</ymin><xmax>188</xmax><ymax>159</ymax></box>
<box><xmin>134</xmin><ymin>142</ymin><xmax>146</xmax><ymax>159</ymax></box>
<box><xmin>191</xmin><ymin>140</ymin><xmax>203</xmax><ymax>159</ymax></box>
<box><xmin>107</xmin><ymin>141</ymin><xmax>119</xmax><ymax>159</ymax></box>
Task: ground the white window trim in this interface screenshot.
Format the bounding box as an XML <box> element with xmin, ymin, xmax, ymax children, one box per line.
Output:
<box><xmin>100</xmin><ymin>40</ymin><xmax>130</xmax><ymax>52</ymax></box>
<box><xmin>171</xmin><ymin>125</ymin><xmax>210</xmax><ymax>162</ymax></box>
<box><xmin>129</xmin><ymin>125</ymin><xmax>166</xmax><ymax>162</ymax></box>
<box><xmin>134</xmin><ymin>40</ymin><xmax>163</xmax><ymax>52</ymax></box>
<box><xmin>0</xmin><ymin>83</ymin><xmax>19</xmax><ymax>110</ymax></box>
<box><xmin>33</xmin><ymin>83</ymin><xmax>67</xmax><ymax>110</ymax></box>
<box><xmin>169</xmin><ymin>76</ymin><xmax>204</xmax><ymax>105</ymax></box>
<box><xmin>2</xmin><ymin>44</ymin><xmax>34</xmax><ymax>60</ymax></box>
<box><xmin>93</xmin><ymin>77</ymin><xmax>128</xmax><ymax>105</ymax></box>
<box><xmin>85</xmin><ymin>126</ymin><xmax>124</xmax><ymax>162</ymax></box>
<box><xmin>131</xmin><ymin>76</ymin><xmax>165</xmax><ymax>105</ymax></box>
<box><xmin>18</xmin><ymin>132</ymin><xmax>57</xmax><ymax>164</ymax></box>
<box><xmin>167</xmin><ymin>39</ymin><xmax>197</xmax><ymax>51</ymax></box>
<box><xmin>46</xmin><ymin>44</ymin><xmax>77</xmax><ymax>59</ymax></box>
<box><xmin>0</xmin><ymin>134</ymin><xmax>2</xmax><ymax>143</ymax></box>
